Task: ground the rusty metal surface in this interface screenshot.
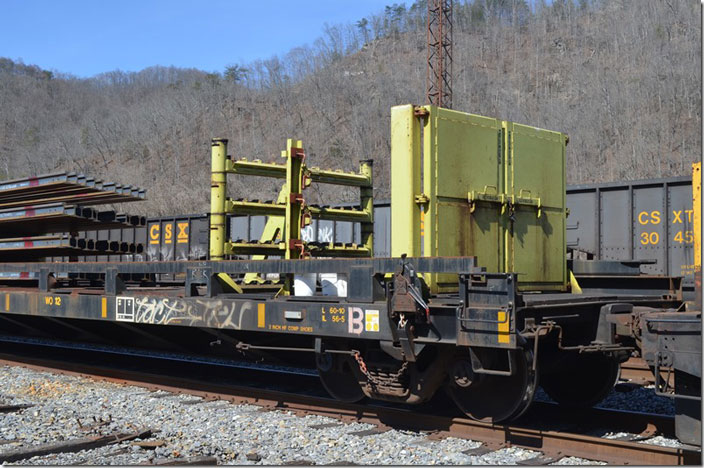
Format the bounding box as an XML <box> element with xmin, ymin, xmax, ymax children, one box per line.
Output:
<box><xmin>0</xmin><ymin>204</ymin><xmax>145</xmax><ymax>238</ymax></box>
<box><xmin>0</xmin><ymin>428</ymin><xmax>152</xmax><ymax>463</ymax></box>
<box><xmin>426</xmin><ymin>0</ymin><xmax>453</xmax><ymax>108</ymax></box>
<box><xmin>0</xmin><ymin>235</ymin><xmax>144</xmax><ymax>261</ymax></box>
<box><xmin>0</xmin><ymin>354</ymin><xmax>698</xmax><ymax>465</ymax></box>
<box><xmin>619</xmin><ymin>357</ymin><xmax>678</xmax><ymax>386</ymax></box>
<box><xmin>0</xmin><ymin>172</ymin><xmax>145</xmax><ymax>208</ymax></box>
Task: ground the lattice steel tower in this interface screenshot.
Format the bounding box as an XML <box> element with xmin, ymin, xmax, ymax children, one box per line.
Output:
<box><xmin>426</xmin><ymin>0</ymin><xmax>453</xmax><ymax>108</ymax></box>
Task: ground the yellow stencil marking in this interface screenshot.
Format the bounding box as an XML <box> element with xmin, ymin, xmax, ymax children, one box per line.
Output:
<box><xmin>177</xmin><ymin>222</ymin><xmax>189</xmax><ymax>244</ymax></box>
<box><xmin>257</xmin><ymin>303</ymin><xmax>266</xmax><ymax>328</ymax></box>
<box><xmin>365</xmin><ymin>309</ymin><xmax>380</xmax><ymax>332</ymax></box>
<box><xmin>149</xmin><ymin>224</ymin><xmax>160</xmax><ymax>245</ymax></box>
<box><xmin>497</xmin><ymin>310</ymin><xmax>510</xmax><ymax>344</ymax></box>
<box><xmin>4</xmin><ymin>294</ymin><xmax>9</xmax><ymax>311</ymax></box>
<box><xmin>101</xmin><ymin>297</ymin><xmax>107</xmax><ymax>318</ymax></box>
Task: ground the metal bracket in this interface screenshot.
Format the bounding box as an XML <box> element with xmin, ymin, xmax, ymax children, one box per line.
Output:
<box><xmin>467</xmin><ymin>186</ymin><xmax>504</xmax><ymax>213</ymax></box>
<box><xmin>512</xmin><ymin>189</ymin><xmax>542</xmax><ymax>218</ymax></box>
<box><xmin>467</xmin><ymin>186</ymin><xmax>542</xmax><ymax>218</ymax></box>
<box><xmin>105</xmin><ymin>268</ymin><xmax>125</xmax><ymax>295</ymax></box>
<box><xmin>469</xmin><ymin>348</ymin><xmax>514</xmax><ymax>376</ymax></box>
<box><xmin>185</xmin><ymin>266</ymin><xmax>212</xmax><ymax>297</ymax></box>
<box><xmin>38</xmin><ymin>268</ymin><xmax>51</xmax><ymax>292</ymax></box>
<box><xmin>414</xmin><ymin>193</ymin><xmax>429</xmax><ymax>206</ymax></box>
<box><xmin>653</xmin><ymin>352</ymin><xmax>702</xmax><ymax>401</ymax></box>
<box><xmin>458</xmin><ymin>307</ymin><xmax>511</xmax><ymax>325</ymax></box>
<box><xmin>413</xmin><ymin>106</ymin><xmax>429</xmax><ymax>117</ymax></box>
<box><xmin>398</xmin><ymin>321</ymin><xmax>417</xmax><ymax>362</ymax></box>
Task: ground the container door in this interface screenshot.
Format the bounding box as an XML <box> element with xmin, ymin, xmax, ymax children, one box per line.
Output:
<box><xmin>423</xmin><ymin>106</ymin><xmax>504</xmax><ymax>292</ymax></box>
<box><xmin>505</xmin><ymin>122</ymin><xmax>567</xmax><ymax>290</ymax></box>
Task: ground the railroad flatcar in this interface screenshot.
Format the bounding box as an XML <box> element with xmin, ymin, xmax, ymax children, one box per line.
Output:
<box><xmin>0</xmin><ymin>105</ymin><xmax>700</xmax><ymax>445</ymax></box>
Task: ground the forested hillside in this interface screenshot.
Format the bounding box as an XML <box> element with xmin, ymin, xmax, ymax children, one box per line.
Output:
<box><xmin>0</xmin><ymin>0</ymin><xmax>700</xmax><ymax>215</ymax></box>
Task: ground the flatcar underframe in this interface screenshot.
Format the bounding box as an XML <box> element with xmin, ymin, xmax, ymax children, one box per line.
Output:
<box><xmin>0</xmin><ymin>256</ymin><xmax>685</xmax><ymax>425</ymax></box>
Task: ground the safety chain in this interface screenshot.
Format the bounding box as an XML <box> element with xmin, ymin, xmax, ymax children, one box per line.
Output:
<box><xmin>353</xmin><ymin>351</ymin><xmax>409</xmax><ymax>390</ymax></box>
<box><xmin>507</xmin><ymin>200</ymin><xmax>516</xmax><ymax>222</ymax></box>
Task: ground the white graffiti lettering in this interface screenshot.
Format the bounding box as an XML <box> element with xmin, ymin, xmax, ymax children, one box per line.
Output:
<box><xmin>133</xmin><ymin>297</ymin><xmax>252</xmax><ymax>329</ymax></box>
<box><xmin>318</xmin><ymin>226</ymin><xmax>333</xmax><ymax>243</ymax></box>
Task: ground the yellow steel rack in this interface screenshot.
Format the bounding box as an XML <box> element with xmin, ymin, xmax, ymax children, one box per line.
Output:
<box><xmin>209</xmin><ymin>138</ymin><xmax>373</xmax><ymax>293</ymax></box>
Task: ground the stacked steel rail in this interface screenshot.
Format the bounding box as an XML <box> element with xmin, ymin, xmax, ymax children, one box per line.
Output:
<box><xmin>0</xmin><ymin>172</ymin><xmax>146</xmax><ymax>270</ymax></box>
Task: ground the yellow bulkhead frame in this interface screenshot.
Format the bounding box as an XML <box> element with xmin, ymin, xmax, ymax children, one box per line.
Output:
<box><xmin>693</xmin><ymin>162</ymin><xmax>701</xmax><ymax>309</ymax></box>
<box><xmin>391</xmin><ymin>104</ymin><xmax>568</xmax><ymax>293</ymax></box>
<box><xmin>693</xmin><ymin>162</ymin><xmax>701</xmax><ymax>272</ymax></box>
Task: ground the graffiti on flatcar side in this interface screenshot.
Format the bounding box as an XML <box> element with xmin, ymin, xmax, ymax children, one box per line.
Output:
<box><xmin>133</xmin><ymin>297</ymin><xmax>199</xmax><ymax>325</ymax></box>
<box><xmin>127</xmin><ymin>296</ymin><xmax>251</xmax><ymax>329</ymax></box>
<box><xmin>197</xmin><ymin>299</ymin><xmax>251</xmax><ymax>329</ymax></box>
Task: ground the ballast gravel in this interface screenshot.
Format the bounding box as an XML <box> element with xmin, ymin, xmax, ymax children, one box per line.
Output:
<box><xmin>0</xmin><ymin>365</ymin><xmax>677</xmax><ymax>465</ymax></box>
<box><xmin>534</xmin><ymin>383</ymin><xmax>675</xmax><ymax>416</ymax></box>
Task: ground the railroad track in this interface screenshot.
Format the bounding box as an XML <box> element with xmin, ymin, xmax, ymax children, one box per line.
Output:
<box><xmin>0</xmin><ymin>342</ymin><xmax>699</xmax><ymax>465</ymax></box>
<box><xmin>619</xmin><ymin>357</ymin><xmax>676</xmax><ymax>387</ymax></box>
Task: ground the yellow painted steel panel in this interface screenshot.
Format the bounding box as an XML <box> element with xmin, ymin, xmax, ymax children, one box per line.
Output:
<box><xmin>390</xmin><ymin>105</ymin><xmax>422</xmax><ymax>258</ymax></box>
<box><xmin>257</xmin><ymin>303</ymin><xmax>266</xmax><ymax>328</ymax></box>
<box><xmin>423</xmin><ymin>106</ymin><xmax>504</xmax><ymax>291</ymax></box>
<box><xmin>507</xmin><ymin>122</ymin><xmax>567</xmax><ymax>289</ymax></box>
<box><xmin>390</xmin><ymin>105</ymin><xmax>567</xmax><ymax>293</ymax></box>
<box><xmin>497</xmin><ymin>310</ymin><xmax>510</xmax><ymax>343</ymax></box>
<box><xmin>693</xmin><ymin>163</ymin><xmax>701</xmax><ymax>269</ymax></box>
<box><xmin>505</xmin><ymin>122</ymin><xmax>567</xmax><ymax>289</ymax></box>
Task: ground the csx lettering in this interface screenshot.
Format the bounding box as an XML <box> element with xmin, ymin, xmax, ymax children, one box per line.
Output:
<box><xmin>177</xmin><ymin>222</ymin><xmax>189</xmax><ymax>243</ymax></box>
<box><xmin>149</xmin><ymin>224</ymin><xmax>160</xmax><ymax>244</ymax></box>
<box><xmin>164</xmin><ymin>223</ymin><xmax>173</xmax><ymax>244</ymax></box>
<box><xmin>672</xmin><ymin>210</ymin><xmax>694</xmax><ymax>224</ymax></box>
<box><xmin>638</xmin><ymin>211</ymin><xmax>660</xmax><ymax>225</ymax></box>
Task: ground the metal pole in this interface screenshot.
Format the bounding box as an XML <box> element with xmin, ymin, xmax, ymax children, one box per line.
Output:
<box><xmin>426</xmin><ymin>0</ymin><xmax>453</xmax><ymax>108</ymax></box>
<box><xmin>360</xmin><ymin>159</ymin><xmax>374</xmax><ymax>255</ymax></box>
<box><xmin>209</xmin><ymin>138</ymin><xmax>228</xmax><ymax>261</ymax></box>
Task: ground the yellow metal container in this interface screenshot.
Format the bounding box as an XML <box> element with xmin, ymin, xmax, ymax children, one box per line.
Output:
<box><xmin>391</xmin><ymin>105</ymin><xmax>567</xmax><ymax>293</ymax></box>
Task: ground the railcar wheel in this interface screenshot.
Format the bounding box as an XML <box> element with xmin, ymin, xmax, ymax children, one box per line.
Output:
<box><xmin>316</xmin><ymin>352</ymin><xmax>365</xmax><ymax>402</ymax></box>
<box><xmin>446</xmin><ymin>348</ymin><xmax>537</xmax><ymax>423</ymax></box>
<box><xmin>539</xmin><ymin>353</ymin><xmax>620</xmax><ymax>408</ymax></box>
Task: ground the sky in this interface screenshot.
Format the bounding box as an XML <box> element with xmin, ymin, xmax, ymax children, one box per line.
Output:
<box><xmin>0</xmin><ymin>0</ymin><xmax>401</xmax><ymax>78</ymax></box>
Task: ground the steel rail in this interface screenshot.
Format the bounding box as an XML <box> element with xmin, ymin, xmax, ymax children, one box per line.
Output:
<box><xmin>0</xmin><ymin>354</ymin><xmax>698</xmax><ymax>465</ymax></box>
<box><xmin>619</xmin><ymin>357</ymin><xmax>677</xmax><ymax>387</ymax></box>
<box><xmin>621</xmin><ymin>357</ymin><xmax>657</xmax><ymax>385</ymax></box>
